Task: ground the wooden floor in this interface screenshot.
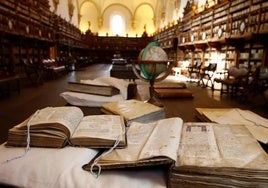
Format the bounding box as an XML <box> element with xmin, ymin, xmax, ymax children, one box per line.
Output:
<box><xmin>0</xmin><ymin>63</ymin><xmax>267</xmax><ymax>145</ymax></box>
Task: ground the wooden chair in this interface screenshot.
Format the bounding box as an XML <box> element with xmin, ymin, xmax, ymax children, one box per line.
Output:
<box><xmin>199</xmin><ymin>63</ymin><xmax>217</xmax><ymax>87</ymax></box>
<box><xmin>213</xmin><ymin>66</ymin><xmax>249</xmax><ymax>97</ymax></box>
<box><xmin>240</xmin><ymin>66</ymin><xmax>268</xmax><ymax>103</ymax></box>
<box><xmin>187</xmin><ymin>61</ymin><xmax>202</xmax><ymax>82</ymax></box>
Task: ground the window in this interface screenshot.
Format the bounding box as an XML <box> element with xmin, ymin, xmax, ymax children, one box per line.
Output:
<box><xmin>111</xmin><ymin>14</ymin><xmax>125</xmax><ymax>36</ymax></box>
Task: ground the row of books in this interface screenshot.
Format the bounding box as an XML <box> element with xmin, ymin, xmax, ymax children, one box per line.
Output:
<box><xmin>7</xmin><ymin>99</ymin><xmax>165</xmax><ymax>148</ymax></box>
<box><xmin>6</xmin><ymin>100</ymin><xmax>268</xmax><ymax>187</ymax></box>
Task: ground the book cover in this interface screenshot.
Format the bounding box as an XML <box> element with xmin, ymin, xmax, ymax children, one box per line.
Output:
<box><xmin>154</xmin><ymin>88</ymin><xmax>193</xmax><ymax>98</ymax></box>
<box><xmin>67</xmin><ymin>81</ymin><xmax>120</xmax><ymax>96</ymax></box>
<box><xmin>101</xmin><ymin>99</ymin><xmax>165</xmax><ymax>126</ymax></box>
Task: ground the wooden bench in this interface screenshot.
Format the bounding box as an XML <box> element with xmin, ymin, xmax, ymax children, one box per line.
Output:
<box><xmin>213</xmin><ymin>66</ymin><xmax>249</xmax><ymax>97</ymax></box>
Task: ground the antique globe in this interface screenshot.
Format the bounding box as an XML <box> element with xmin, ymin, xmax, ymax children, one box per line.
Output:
<box><xmin>132</xmin><ymin>41</ymin><xmax>174</xmax><ymax>106</ymax></box>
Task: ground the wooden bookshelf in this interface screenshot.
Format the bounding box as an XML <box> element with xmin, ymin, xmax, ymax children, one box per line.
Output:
<box><xmin>81</xmin><ymin>34</ymin><xmax>152</xmax><ymax>64</ymax></box>
<box><xmin>155</xmin><ymin>0</ymin><xmax>268</xmax><ymax>72</ymax></box>
<box><xmin>0</xmin><ymin>0</ymin><xmax>153</xmax><ymax>81</ymax></box>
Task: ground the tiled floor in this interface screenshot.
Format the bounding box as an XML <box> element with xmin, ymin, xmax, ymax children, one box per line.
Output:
<box><xmin>0</xmin><ymin>63</ymin><xmax>267</xmax><ymax>145</ymax></box>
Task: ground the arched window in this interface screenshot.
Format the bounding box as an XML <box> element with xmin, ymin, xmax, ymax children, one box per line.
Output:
<box><xmin>111</xmin><ymin>14</ymin><xmax>125</xmax><ymax>36</ymax></box>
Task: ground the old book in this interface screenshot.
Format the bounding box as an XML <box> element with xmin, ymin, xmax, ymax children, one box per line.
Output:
<box><xmin>153</xmin><ymin>82</ymin><xmax>192</xmax><ymax>98</ymax></box>
<box><xmin>154</xmin><ymin>82</ymin><xmax>187</xmax><ymax>89</ymax></box>
<box><xmin>83</xmin><ymin>117</ymin><xmax>183</xmax><ymax>171</ymax></box>
<box><xmin>154</xmin><ymin>88</ymin><xmax>193</xmax><ymax>98</ymax></box>
<box><xmin>7</xmin><ymin>106</ymin><xmax>126</xmax><ymax>148</ymax></box>
<box><xmin>101</xmin><ymin>99</ymin><xmax>166</xmax><ymax>126</ymax></box>
<box><xmin>67</xmin><ymin>81</ymin><xmax>120</xmax><ymax>96</ymax></box>
<box><xmin>169</xmin><ymin>122</ymin><xmax>268</xmax><ymax>188</ymax></box>
<box><xmin>195</xmin><ymin>108</ymin><xmax>268</xmax><ymax>144</ymax></box>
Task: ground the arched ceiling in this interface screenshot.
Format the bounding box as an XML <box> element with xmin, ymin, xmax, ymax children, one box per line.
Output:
<box><xmin>48</xmin><ymin>0</ymin><xmax>213</xmax><ymax>37</ymax></box>
<box><xmin>75</xmin><ymin>0</ymin><xmax>174</xmax><ymax>36</ymax></box>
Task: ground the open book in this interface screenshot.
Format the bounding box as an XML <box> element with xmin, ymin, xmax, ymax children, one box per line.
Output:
<box><xmin>101</xmin><ymin>99</ymin><xmax>166</xmax><ymax>126</ymax></box>
<box><xmin>169</xmin><ymin>122</ymin><xmax>268</xmax><ymax>187</ymax></box>
<box><xmin>7</xmin><ymin>106</ymin><xmax>126</xmax><ymax>148</ymax></box>
<box><xmin>83</xmin><ymin>117</ymin><xmax>183</xmax><ymax>171</ymax></box>
<box><xmin>195</xmin><ymin>107</ymin><xmax>268</xmax><ymax>144</ymax></box>
<box><xmin>83</xmin><ymin>119</ymin><xmax>268</xmax><ymax>187</ymax></box>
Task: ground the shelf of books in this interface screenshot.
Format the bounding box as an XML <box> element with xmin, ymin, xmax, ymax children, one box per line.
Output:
<box><xmin>248</xmin><ymin>3</ymin><xmax>261</xmax><ymax>33</ymax></box>
<box><xmin>203</xmin><ymin>48</ymin><xmax>211</xmax><ymax>66</ymax></box>
<box><xmin>248</xmin><ymin>43</ymin><xmax>264</xmax><ymax>68</ymax></box>
<box><xmin>229</xmin><ymin>0</ymin><xmax>250</xmax><ymax>14</ymax></box>
<box><xmin>260</xmin><ymin>1</ymin><xmax>268</xmax><ymax>33</ymax></box>
<box><xmin>229</xmin><ymin>0</ymin><xmax>250</xmax><ymax>36</ymax></box>
<box><xmin>236</xmin><ymin>42</ymin><xmax>265</xmax><ymax>69</ymax></box>
<box><xmin>157</xmin><ymin>25</ymin><xmax>177</xmax><ymax>49</ymax></box>
<box><xmin>212</xmin><ymin>1</ymin><xmax>229</xmax><ymax>39</ymax></box>
<box><xmin>182</xmin><ymin>14</ymin><xmax>192</xmax><ymax>32</ymax></box>
<box><xmin>223</xmin><ymin>46</ymin><xmax>237</xmax><ymax>68</ymax></box>
<box><xmin>151</xmin><ymin>0</ymin><xmax>268</xmax><ymax>69</ymax></box>
<box><xmin>193</xmin><ymin>49</ymin><xmax>203</xmax><ymax>64</ymax></box>
<box><xmin>190</xmin><ymin>14</ymin><xmax>201</xmax><ymax>41</ymax></box>
<box><xmin>238</xmin><ymin>48</ymin><xmax>250</xmax><ymax>68</ymax></box>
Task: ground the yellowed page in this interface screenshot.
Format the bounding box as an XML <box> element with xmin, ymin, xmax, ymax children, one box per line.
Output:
<box><xmin>198</xmin><ymin>108</ymin><xmax>268</xmax><ymax>144</ymax></box>
<box><xmin>214</xmin><ymin>109</ymin><xmax>268</xmax><ymax>144</ymax></box>
<box><xmin>71</xmin><ymin>115</ymin><xmax>124</xmax><ymax>140</ymax></box>
<box><xmin>15</xmin><ymin>106</ymin><xmax>84</xmax><ymax>135</ymax></box>
<box><xmin>177</xmin><ymin>123</ymin><xmax>221</xmax><ymax>166</ymax></box>
<box><xmin>177</xmin><ymin>123</ymin><xmax>268</xmax><ymax>169</ymax></box>
<box><xmin>98</xmin><ymin>117</ymin><xmax>183</xmax><ymax>162</ymax></box>
<box><xmin>198</xmin><ymin>108</ymin><xmax>234</xmax><ymax>121</ymax></box>
<box><xmin>102</xmin><ymin>99</ymin><xmax>162</xmax><ymax>121</ymax></box>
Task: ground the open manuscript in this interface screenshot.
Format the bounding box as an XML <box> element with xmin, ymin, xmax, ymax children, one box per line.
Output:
<box><xmin>83</xmin><ymin>119</ymin><xmax>268</xmax><ymax>188</ymax></box>
<box><xmin>7</xmin><ymin>106</ymin><xmax>126</xmax><ymax>148</ymax></box>
<box><xmin>83</xmin><ymin>117</ymin><xmax>183</xmax><ymax>171</ymax></box>
<box><xmin>169</xmin><ymin>122</ymin><xmax>268</xmax><ymax>187</ymax></box>
<box><xmin>195</xmin><ymin>107</ymin><xmax>268</xmax><ymax>144</ymax></box>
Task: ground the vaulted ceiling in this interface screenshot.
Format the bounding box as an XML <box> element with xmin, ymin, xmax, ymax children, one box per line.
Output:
<box><xmin>48</xmin><ymin>0</ymin><xmax>212</xmax><ymax>37</ymax></box>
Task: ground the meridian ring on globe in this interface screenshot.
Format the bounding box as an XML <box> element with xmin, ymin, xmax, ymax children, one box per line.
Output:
<box><xmin>131</xmin><ymin>59</ymin><xmax>174</xmax><ymax>82</ymax></box>
<box><xmin>131</xmin><ymin>42</ymin><xmax>174</xmax><ymax>82</ymax></box>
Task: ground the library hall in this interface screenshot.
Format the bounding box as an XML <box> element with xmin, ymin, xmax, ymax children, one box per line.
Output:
<box><xmin>0</xmin><ymin>0</ymin><xmax>268</xmax><ymax>187</ymax></box>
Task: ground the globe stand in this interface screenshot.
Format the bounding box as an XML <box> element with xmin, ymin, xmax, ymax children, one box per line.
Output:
<box><xmin>147</xmin><ymin>79</ymin><xmax>163</xmax><ymax>107</ymax></box>
<box><xmin>132</xmin><ymin>60</ymin><xmax>174</xmax><ymax>107</ymax></box>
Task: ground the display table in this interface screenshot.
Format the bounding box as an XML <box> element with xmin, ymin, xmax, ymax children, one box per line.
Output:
<box><xmin>0</xmin><ymin>144</ymin><xmax>166</xmax><ymax>188</ymax></box>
